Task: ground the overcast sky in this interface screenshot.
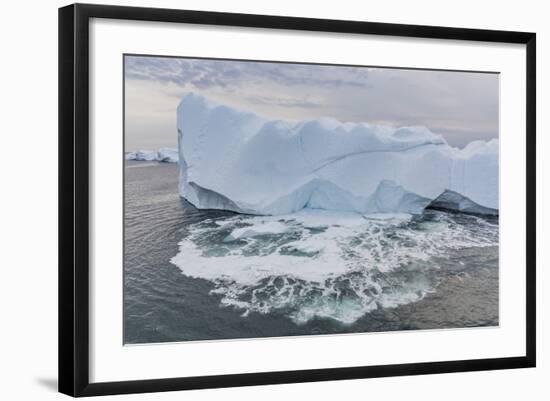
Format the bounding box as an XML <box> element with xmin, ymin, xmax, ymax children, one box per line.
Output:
<box><xmin>124</xmin><ymin>55</ymin><xmax>499</xmax><ymax>150</ymax></box>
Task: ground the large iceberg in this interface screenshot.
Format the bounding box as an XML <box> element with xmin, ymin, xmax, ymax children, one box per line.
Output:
<box><xmin>177</xmin><ymin>93</ymin><xmax>498</xmax><ymax>216</ymax></box>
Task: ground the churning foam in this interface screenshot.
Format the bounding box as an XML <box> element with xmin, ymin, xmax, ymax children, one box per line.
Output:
<box><xmin>170</xmin><ymin>209</ymin><xmax>498</xmax><ymax>324</ymax></box>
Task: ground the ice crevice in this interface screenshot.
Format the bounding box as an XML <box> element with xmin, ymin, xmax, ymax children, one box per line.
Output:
<box><xmin>307</xmin><ymin>139</ymin><xmax>447</xmax><ymax>174</ymax></box>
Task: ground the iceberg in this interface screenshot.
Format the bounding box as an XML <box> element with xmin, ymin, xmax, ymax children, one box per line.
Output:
<box><xmin>177</xmin><ymin>93</ymin><xmax>498</xmax><ymax>216</ymax></box>
<box><xmin>125</xmin><ymin>149</ymin><xmax>158</xmax><ymax>161</ymax></box>
<box><xmin>157</xmin><ymin>148</ymin><xmax>179</xmax><ymax>163</ymax></box>
<box><xmin>126</xmin><ymin>148</ymin><xmax>178</xmax><ymax>163</ymax></box>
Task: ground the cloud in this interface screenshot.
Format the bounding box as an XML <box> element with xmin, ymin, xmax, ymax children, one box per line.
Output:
<box><xmin>125</xmin><ymin>56</ymin><xmax>371</xmax><ymax>90</ymax></box>
<box><xmin>246</xmin><ymin>95</ymin><xmax>322</xmax><ymax>108</ymax></box>
<box><xmin>124</xmin><ymin>55</ymin><xmax>499</xmax><ymax>150</ymax></box>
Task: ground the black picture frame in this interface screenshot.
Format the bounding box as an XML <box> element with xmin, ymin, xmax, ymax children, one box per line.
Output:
<box><xmin>59</xmin><ymin>3</ymin><xmax>536</xmax><ymax>397</ymax></box>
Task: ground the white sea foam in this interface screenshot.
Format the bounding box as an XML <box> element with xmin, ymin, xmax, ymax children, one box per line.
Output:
<box><xmin>170</xmin><ymin>209</ymin><xmax>498</xmax><ymax>324</ymax></box>
<box><xmin>224</xmin><ymin>221</ymin><xmax>292</xmax><ymax>241</ymax></box>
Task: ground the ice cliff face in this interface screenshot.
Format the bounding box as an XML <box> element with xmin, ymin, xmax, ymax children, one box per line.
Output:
<box><xmin>177</xmin><ymin>93</ymin><xmax>498</xmax><ymax>215</ymax></box>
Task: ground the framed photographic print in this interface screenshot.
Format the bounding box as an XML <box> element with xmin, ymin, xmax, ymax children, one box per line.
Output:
<box><xmin>58</xmin><ymin>3</ymin><xmax>536</xmax><ymax>397</ymax></box>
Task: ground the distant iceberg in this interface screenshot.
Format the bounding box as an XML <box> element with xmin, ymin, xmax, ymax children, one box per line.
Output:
<box><xmin>125</xmin><ymin>150</ymin><xmax>158</xmax><ymax>161</ymax></box>
<box><xmin>176</xmin><ymin>93</ymin><xmax>498</xmax><ymax>216</ymax></box>
<box><xmin>126</xmin><ymin>148</ymin><xmax>178</xmax><ymax>163</ymax></box>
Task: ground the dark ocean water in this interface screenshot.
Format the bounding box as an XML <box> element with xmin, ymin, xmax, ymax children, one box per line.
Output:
<box><xmin>124</xmin><ymin>161</ymin><xmax>499</xmax><ymax>344</ymax></box>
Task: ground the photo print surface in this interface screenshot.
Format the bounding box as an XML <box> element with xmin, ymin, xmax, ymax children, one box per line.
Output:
<box><xmin>123</xmin><ymin>55</ymin><xmax>499</xmax><ymax>344</ymax></box>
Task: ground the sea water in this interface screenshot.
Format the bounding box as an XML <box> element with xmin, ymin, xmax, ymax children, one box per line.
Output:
<box><xmin>124</xmin><ymin>161</ymin><xmax>498</xmax><ymax>344</ymax></box>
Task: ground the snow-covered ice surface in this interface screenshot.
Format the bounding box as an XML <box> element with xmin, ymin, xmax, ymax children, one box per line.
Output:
<box><xmin>170</xmin><ymin>209</ymin><xmax>498</xmax><ymax>324</ymax></box>
<box><xmin>126</xmin><ymin>148</ymin><xmax>178</xmax><ymax>163</ymax></box>
<box><xmin>177</xmin><ymin>93</ymin><xmax>498</xmax><ymax>216</ymax></box>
